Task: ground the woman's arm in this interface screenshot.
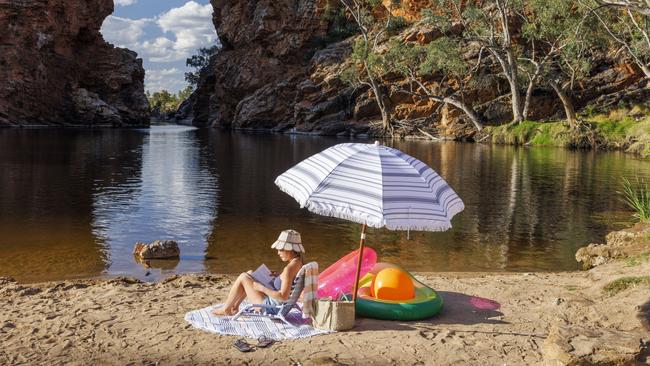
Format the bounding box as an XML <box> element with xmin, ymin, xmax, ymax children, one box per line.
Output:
<box><xmin>255</xmin><ymin>260</ymin><xmax>300</xmax><ymax>301</ymax></box>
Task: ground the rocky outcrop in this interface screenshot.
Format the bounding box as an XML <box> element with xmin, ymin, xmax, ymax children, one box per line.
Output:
<box><xmin>182</xmin><ymin>1</ymin><xmax>645</xmax><ymax>137</ymax></box>
<box><xmin>576</xmin><ymin>223</ymin><xmax>650</xmax><ymax>269</ymax></box>
<box><xmin>542</xmin><ymin>322</ymin><xmax>649</xmax><ymax>365</ymax></box>
<box><xmin>178</xmin><ymin>0</ymin><xmax>330</xmax><ymax>129</ymax></box>
<box><xmin>0</xmin><ymin>0</ymin><xmax>149</xmax><ymax>127</ymax></box>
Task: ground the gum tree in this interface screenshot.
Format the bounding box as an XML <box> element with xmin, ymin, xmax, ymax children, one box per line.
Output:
<box><xmin>518</xmin><ymin>0</ymin><xmax>602</xmax><ymax>127</ymax></box>
<box><xmin>339</xmin><ymin>0</ymin><xmax>399</xmax><ymax>134</ymax></box>
<box><xmin>584</xmin><ymin>0</ymin><xmax>650</xmax><ymax>78</ymax></box>
<box><xmin>383</xmin><ymin>38</ymin><xmax>484</xmax><ymax>131</ymax></box>
<box><xmin>431</xmin><ymin>0</ymin><xmax>527</xmax><ymax>124</ymax></box>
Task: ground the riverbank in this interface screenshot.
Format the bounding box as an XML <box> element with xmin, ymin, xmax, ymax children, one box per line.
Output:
<box><xmin>481</xmin><ymin>108</ymin><xmax>650</xmax><ymax>157</ymax></box>
<box><xmin>1</xmin><ymin>246</ymin><xmax>648</xmax><ymax>365</ymax></box>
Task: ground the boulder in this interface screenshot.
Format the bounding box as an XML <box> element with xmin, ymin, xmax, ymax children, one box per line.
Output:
<box><xmin>575</xmin><ymin>223</ymin><xmax>650</xmax><ymax>269</ymax></box>
<box><xmin>133</xmin><ymin>240</ymin><xmax>180</xmax><ymax>260</ymax></box>
<box><xmin>542</xmin><ymin>322</ymin><xmax>649</xmax><ymax>365</ymax></box>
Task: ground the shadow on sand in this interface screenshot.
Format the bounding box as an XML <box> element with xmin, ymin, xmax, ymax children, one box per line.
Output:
<box><xmin>352</xmin><ymin>291</ymin><xmax>506</xmax><ymax>332</ymax></box>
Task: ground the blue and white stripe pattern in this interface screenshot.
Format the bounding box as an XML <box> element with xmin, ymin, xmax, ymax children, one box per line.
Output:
<box><xmin>185</xmin><ymin>303</ymin><xmax>332</xmax><ymax>340</ymax></box>
<box><xmin>275</xmin><ymin>142</ymin><xmax>464</xmax><ymax>231</ymax></box>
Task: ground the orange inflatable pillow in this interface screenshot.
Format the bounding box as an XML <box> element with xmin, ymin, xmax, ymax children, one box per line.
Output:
<box><xmin>371</xmin><ymin>268</ymin><xmax>415</xmax><ymax>301</ymax></box>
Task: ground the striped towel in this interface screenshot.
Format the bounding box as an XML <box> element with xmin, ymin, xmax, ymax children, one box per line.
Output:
<box><xmin>301</xmin><ymin>262</ymin><xmax>318</xmax><ymax>317</ymax></box>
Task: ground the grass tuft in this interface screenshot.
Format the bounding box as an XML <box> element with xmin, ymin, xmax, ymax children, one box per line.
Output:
<box><xmin>620</xmin><ymin>177</ymin><xmax>650</xmax><ymax>222</ymax></box>
<box><xmin>603</xmin><ymin>276</ymin><xmax>650</xmax><ymax>296</ymax></box>
<box><xmin>625</xmin><ymin>251</ymin><xmax>650</xmax><ymax>267</ymax></box>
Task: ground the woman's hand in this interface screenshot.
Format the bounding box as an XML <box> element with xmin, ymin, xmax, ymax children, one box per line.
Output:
<box><xmin>252</xmin><ymin>282</ymin><xmax>267</xmax><ymax>293</ymax></box>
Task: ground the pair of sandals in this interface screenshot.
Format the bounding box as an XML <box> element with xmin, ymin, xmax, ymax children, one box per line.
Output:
<box><xmin>233</xmin><ymin>336</ymin><xmax>275</xmax><ymax>352</ymax></box>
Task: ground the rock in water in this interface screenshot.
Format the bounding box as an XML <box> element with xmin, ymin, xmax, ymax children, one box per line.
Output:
<box><xmin>133</xmin><ymin>240</ymin><xmax>180</xmax><ymax>259</ymax></box>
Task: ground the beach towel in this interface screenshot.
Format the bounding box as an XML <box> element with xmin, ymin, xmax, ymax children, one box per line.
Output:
<box><xmin>302</xmin><ymin>262</ymin><xmax>318</xmax><ymax>317</ymax></box>
<box><xmin>185</xmin><ymin>303</ymin><xmax>332</xmax><ymax>341</ymax></box>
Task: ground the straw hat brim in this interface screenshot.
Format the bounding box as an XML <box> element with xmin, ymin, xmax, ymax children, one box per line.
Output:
<box><xmin>271</xmin><ymin>241</ymin><xmax>305</xmax><ymax>253</ymax></box>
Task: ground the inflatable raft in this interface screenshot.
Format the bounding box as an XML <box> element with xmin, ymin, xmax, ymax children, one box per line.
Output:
<box><xmin>355</xmin><ymin>263</ymin><xmax>443</xmax><ymax>321</ymax></box>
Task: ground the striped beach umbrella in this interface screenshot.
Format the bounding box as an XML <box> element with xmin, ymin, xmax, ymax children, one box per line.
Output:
<box><xmin>275</xmin><ymin>141</ymin><xmax>464</xmax><ymax>300</ymax></box>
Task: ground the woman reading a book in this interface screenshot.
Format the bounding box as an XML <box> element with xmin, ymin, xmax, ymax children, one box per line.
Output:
<box><xmin>212</xmin><ymin>229</ymin><xmax>305</xmax><ymax>316</ymax></box>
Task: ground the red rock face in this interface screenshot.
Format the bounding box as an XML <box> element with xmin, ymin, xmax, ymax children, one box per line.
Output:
<box><xmin>0</xmin><ymin>0</ymin><xmax>149</xmax><ymax>126</ymax></box>
<box><xmin>181</xmin><ymin>1</ymin><xmax>644</xmax><ymax>137</ymax></box>
<box><xmin>177</xmin><ymin>0</ymin><xmax>329</xmax><ymax>128</ymax></box>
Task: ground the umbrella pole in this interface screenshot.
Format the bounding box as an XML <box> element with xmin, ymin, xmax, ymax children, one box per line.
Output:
<box><xmin>352</xmin><ymin>223</ymin><xmax>366</xmax><ymax>302</ymax></box>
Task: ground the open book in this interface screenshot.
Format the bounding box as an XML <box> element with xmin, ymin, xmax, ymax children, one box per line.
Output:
<box><xmin>249</xmin><ymin>264</ymin><xmax>278</xmax><ymax>290</ymax></box>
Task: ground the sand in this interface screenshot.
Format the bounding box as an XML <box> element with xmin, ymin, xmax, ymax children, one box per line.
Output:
<box><xmin>0</xmin><ymin>259</ymin><xmax>648</xmax><ymax>365</ymax></box>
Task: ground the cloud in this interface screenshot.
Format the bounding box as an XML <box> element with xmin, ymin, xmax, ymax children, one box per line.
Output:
<box><xmin>101</xmin><ymin>1</ymin><xmax>218</xmax><ymax>92</ymax></box>
<box><xmin>101</xmin><ymin>15</ymin><xmax>152</xmax><ymax>47</ymax></box>
<box><xmin>145</xmin><ymin>68</ymin><xmax>187</xmax><ymax>93</ymax></box>
<box><xmin>114</xmin><ymin>0</ymin><xmax>138</xmax><ymax>6</ymax></box>
<box><xmin>157</xmin><ymin>1</ymin><xmax>218</xmax><ymax>54</ymax></box>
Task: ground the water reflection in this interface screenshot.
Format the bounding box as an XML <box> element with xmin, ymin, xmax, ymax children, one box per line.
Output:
<box><xmin>0</xmin><ymin>129</ymin><xmax>145</xmax><ymax>282</ymax></box>
<box><xmin>92</xmin><ymin>126</ymin><xmax>219</xmax><ymax>279</ymax></box>
<box><xmin>1</xmin><ymin>128</ymin><xmax>649</xmax><ymax>283</ymax></box>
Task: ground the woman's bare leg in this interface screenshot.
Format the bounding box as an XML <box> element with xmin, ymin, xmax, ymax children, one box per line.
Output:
<box><xmin>229</xmin><ymin>270</ymin><xmax>253</xmax><ymax>311</ymax></box>
<box><xmin>212</xmin><ymin>272</ymin><xmax>249</xmax><ymax>315</ymax></box>
<box><xmin>241</xmin><ymin>275</ymin><xmax>265</xmax><ymax>305</ymax></box>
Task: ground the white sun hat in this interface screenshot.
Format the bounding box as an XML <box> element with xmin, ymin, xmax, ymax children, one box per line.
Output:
<box><xmin>271</xmin><ymin>229</ymin><xmax>305</xmax><ymax>253</ymax></box>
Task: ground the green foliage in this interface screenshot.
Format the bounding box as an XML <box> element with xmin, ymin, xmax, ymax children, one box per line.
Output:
<box><xmin>487</xmin><ymin>121</ymin><xmax>571</xmax><ymax>146</ymax></box>
<box><xmin>184</xmin><ymin>45</ymin><xmax>219</xmax><ymax>86</ymax></box>
<box><xmin>420</xmin><ymin>8</ymin><xmax>451</xmax><ymax>31</ymax></box>
<box><xmin>620</xmin><ymin>177</ymin><xmax>650</xmax><ymax>222</ymax></box>
<box><xmin>591</xmin><ymin>3</ymin><xmax>650</xmax><ymax>67</ymax></box>
<box><xmin>323</xmin><ymin>4</ymin><xmax>358</xmax><ymax>42</ymax></box>
<box><xmin>603</xmin><ymin>276</ymin><xmax>650</xmax><ymax>296</ymax></box>
<box><xmin>383</xmin><ymin>37</ymin><xmax>466</xmax><ymax>81</ymax></box>
<box><xmin>523</xmin><ymin>0</ymin><xmax>604</xmax><ymax>81</ymax></box>
<box><xmin>146</xmin><ymin>86</ymin><xmax>194</xmax><ymax>115</ymax></box>
<box><xmin>387</xmin><ymin>16</ymin><xmax>409</xmax><ymax>35</ymax></box>
<box><xmin>591</xmin><ymin>117</ymin><xmax>637</xmax><ymax>142</ymax></box>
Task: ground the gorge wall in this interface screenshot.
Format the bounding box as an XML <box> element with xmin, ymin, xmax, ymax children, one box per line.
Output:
<box><xmin>0</xmin><ymin>0</ymin><xmax>149</xmax><ymax>127</ymax></box>
<box><xmin>180</xmin><ymin>0</ymin><xmax>647</xmax><ymax>137</ymax></box>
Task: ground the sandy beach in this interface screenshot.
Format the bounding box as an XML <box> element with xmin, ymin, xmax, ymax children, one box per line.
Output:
<box><xmin>1</xmin><ymin>254</ymin><xmax>648</xmax><ymax>365</ymax></box>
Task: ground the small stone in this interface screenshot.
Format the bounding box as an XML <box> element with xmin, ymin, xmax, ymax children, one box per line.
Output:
<box><xmin>638</xmin><ymin>299</ymin><xmax>650</xmax><ymax>331</ymax></box>
<box><xmin>554</xmin><ymin>298</ymin><xmax>563</xmax><ymax>305</ymax></box>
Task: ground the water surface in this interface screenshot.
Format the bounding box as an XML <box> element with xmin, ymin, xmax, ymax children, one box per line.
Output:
<box><xmin>1</xmin><ymin>126</ymin><xmax>648</xmax><ymax>282</ymax></box>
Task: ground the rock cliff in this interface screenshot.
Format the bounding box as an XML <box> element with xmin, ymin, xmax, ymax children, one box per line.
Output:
<box><xmin>0</xmin><ymin>0</ymin><xmax>149</xmax><ymax>127</ymax></box>
<box><xmin>181</xmin><ymin>0</ymin><xmax>646</xmax><ymax>137</ymax></box>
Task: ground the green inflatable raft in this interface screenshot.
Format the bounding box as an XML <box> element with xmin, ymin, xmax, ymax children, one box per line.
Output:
<box><xmin>355</xmin><ymin>263</ymin><xmax>443</xmax><ymax>321</ymax></box>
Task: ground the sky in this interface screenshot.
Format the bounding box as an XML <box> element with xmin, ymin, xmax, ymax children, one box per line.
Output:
<box><xmin>101</xmin><ymin>0</ymin><xmax>219</xmax><ymax>94</ymax></box>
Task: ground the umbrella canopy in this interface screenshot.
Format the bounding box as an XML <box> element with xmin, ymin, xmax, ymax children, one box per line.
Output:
<box><xmin>275</xmin><ymin>141</ymin><xmax>464</xmax><ymax>304</ymax></box>
<box><xmin>275</xmin><ymin>141</ymin><xmax>464</xmax><ymax>231</ymax></box>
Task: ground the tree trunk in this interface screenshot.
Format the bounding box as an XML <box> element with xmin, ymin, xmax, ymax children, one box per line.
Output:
<box><xmin>510</xmin><ymin>79</ymin><xmax>524</xmax><ymax>124</ymax></box>
<box><xmin>411</xmin><ymin>78</ymin><xmax>483</xmax><ymax>132</ymax></box>
<box><xmin>443</xmin><ymin>96</ymin><xmax>484</xmax><ymax>131</ymax></box>
<box><xmin>549</xmin><ymin>80</ymin><xmax>577</xmax><ymax>129</ymax></box>
<box><xmin>366</xmin><ymin>63</ymin><xmax>391</xmax><ymax>133</ymax></box>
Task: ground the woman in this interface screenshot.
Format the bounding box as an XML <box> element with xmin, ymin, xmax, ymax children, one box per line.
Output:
<box><xmin>212</xmin><ymin>229</ymin><xmax>305</xmax><ymax>316</ymax></box>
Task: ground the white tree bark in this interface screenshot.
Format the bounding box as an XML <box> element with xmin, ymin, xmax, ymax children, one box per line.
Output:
<box><xmin>597</xmin><ymin>0</ymin><xmax>650</xmax><ymax>15</ymax></box>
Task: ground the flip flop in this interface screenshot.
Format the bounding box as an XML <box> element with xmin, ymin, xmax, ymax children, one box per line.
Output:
<box><xmin>233</xmin><ymin>339</ymin><xmax>254</xmax><ymax>353</ymax></box>
<box><xmin>256</xmin><ymin>335</ymin><xmax>275</xmax><ymax>348</ymax></box>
